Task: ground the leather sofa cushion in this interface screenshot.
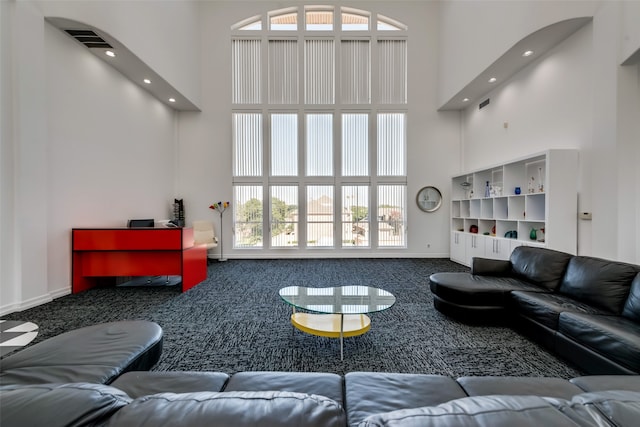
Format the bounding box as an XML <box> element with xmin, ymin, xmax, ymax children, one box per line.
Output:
<box><xmin>558</xmin><ymin>256</ymin><xmax>639</xmax><ymax>314</ymax></box>
<box><xmin>345</xmin><ymin>372</ymin><xmax>466</xmax><ymax>426</ymax></box>
<box><xmin>105</xmin><ymin>390</ymin><xmax>346</xmax><ymax>427</ymax></box>
<box><xmin>110</xmin><ymin>371</ymin><xmax>229</xmax><ymax>398</ymax></box>
<box><xmin>357</xmin><ymin>394</ymin><xmax>614</xmax><ymax>427</ymax></box>
<box><xmin>470</xmin><ymin>258</ymin><xmax>512</xmax><ymax>276</ymax></box>
<box><xmin>569</xmin><ymin>390</ymin><xmax>640</xmax><ymax>427</ymax></box>
<box><xmin>456</xmin><ymin>376</ymin><xmax>583</xmax><ymax>399</ymax></box>
<box><xmin>571</xmin><ymin>375</ymin><xmax>640</xmax><ymax>392</ymax></box>
<box><xmin>509</xmin><ymin>246</ymin><xmax>573</xmax><ymax>291</ymax></box>
<box><xmin>559</xmin><ymin>312</ymin><xmax>640</xmax><ymax>372</ymax></box>
<box><xmin>0</xmin><ymin>321</ymin><xmax>163</xmax><ymax>386</ymax></box>
<box><xmin>623</xmin><ymin>273</ymin><xmax>640</xmax><ymax>322</ymax></box>
<box><xmin>0</xmin><ymin>382</ymin><xmax>131</xmax><ymax>427</ymax></box>
<box><xmin>224</xmin><ymin>371</ymin><xmax>344</xmax><ymax>406</ymax></box>
<box><xmin>429</xmin><ymin>273</ymin><xmax>544</xmax><ymax>307</ymax></box>
<box><xmin>510</xmin><ymin>291</ymin><xmax>607</xmax><ymax>330</ymax></box>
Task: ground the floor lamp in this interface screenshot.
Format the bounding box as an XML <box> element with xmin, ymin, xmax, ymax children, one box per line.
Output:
<box><xmin>209</xmin><ymin>201</ymin><xmax>229</xmax><ymax>262</ymax></box>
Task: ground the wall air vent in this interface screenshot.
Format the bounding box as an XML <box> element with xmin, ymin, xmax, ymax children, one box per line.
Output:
<box><xmin>64</xmin><ymin>29</ymin><xmax>112</xmax><ymax>49</ymax></box>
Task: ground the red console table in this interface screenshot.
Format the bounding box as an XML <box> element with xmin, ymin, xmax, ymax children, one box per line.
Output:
<box><xmin>72</xmin><ymin>228</ymin><xmax>207</xmax><ymax>293</ymax></box>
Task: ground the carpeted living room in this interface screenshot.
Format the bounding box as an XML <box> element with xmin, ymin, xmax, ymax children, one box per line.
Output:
<box><xmin>2</xmin><ymin>0</ymin><xmax>640</xmax><ymax>426</ymax></box>
<box><xmin>1</xmin><ymin>258</ymin><xmax>584</xmax><ymax>377</ymax></box>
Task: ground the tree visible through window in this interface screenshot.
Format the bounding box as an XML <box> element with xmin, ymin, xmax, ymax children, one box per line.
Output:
<box><xmin>232</xmin><ymin>6</ymin><xmax>407</xmax><ymax>252</ymax></box>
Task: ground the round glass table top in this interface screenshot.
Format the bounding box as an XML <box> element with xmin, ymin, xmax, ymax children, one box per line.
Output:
<box><xmin>278</xmin><ymin>285</ymin><xmax>396</xmax><ymax>314</ymax></box>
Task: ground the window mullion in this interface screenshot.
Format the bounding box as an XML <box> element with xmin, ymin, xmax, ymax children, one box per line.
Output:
<box><xmin>369</xmin><ymin>110</ymin><xmax>379</xmax><ymax>248</ymax></box>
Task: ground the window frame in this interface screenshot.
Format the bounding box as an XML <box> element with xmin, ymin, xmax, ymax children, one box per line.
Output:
<box><xmin>231</xmin><ymin>6</ymin><xmax>408</xmax><ymax>252</ymax></box>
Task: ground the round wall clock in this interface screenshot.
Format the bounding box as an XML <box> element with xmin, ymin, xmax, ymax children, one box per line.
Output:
<box><xmin>416</xmin><ymin>186</ymin><xmax>442</xmax><ymax>212</ymax></box>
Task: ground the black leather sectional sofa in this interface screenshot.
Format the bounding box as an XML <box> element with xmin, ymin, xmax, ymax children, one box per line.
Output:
<box><xmin>2</xmin><ymin>319</ymin><xmax>640</xmax><ymax>425</ymax></box>
<box><xmin>429</xmin><ymin>246</ymin><xmax>640</xmax><ymax>375</ymax></box>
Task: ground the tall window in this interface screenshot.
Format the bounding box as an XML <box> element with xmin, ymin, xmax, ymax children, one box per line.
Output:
<box><xmin>232</xmin><ymin>6</ymin><xmax>407</xmax><ymax>252</ymax></box>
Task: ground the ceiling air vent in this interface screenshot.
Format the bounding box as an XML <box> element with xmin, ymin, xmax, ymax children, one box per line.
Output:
<box><xmin>64</xmin><ymin>29</ymin><xmax>112</xmax><ymax>49</ymax></box>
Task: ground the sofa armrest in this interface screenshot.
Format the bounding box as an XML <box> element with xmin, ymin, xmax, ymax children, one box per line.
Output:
<box><xmin>471</xmin><ymin>258</ymin><xmax>512</xmax><ymax>276</ymax></box>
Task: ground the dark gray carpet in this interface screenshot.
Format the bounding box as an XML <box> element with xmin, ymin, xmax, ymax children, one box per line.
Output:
<box><xmin>3</xmin><ymin>258</ymin><xmax>583</xmax><ymax>378</ymax></box>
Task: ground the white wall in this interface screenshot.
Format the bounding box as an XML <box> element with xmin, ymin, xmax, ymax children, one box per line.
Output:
<box><xmin>0</xmin><ymin>0</ymin><xmax>50</xmax><ymax>313</ymax></box>
<box><xmin>36</xmin><ymin>0</ymin><xmax>202</xmax><ymax>108</ymax></box>
<box><xmin>0</xmin><ymin>0</ymin><xmax>17</xmax><ymax>310</ymax></box>
<box><xmin>45</xmin><ymin>22</ymin><xmax>178</xmax><ymax>297</ymax></box>
<box><xmin>176</xmin><ymin>1</ymin><xmax>461</xmax><ymax>259</ymax></box>
<box><xmin>454</xmin><ymin>1</ymin><xmax>640</xmax><ymax>262</ymax></box>
<box><xmin>621</xmin><ymin>0</ymin><xmax>640</xmax><ymax>63</ymax></box>
<box><xmin>0</xmin><ymin>1</ymin><xmax>180</xmax><ymax>315</ymax></box>
<box><xmin>437</xmin><ymin>0</ymin><xmax>597</xmax><ymax>108</ymax></box>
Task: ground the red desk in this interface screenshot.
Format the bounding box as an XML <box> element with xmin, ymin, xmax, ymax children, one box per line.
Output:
<box><xmin>72</xmin><ymin>228</ymin><xmax>207</xmax><ymax>293</ymax></box>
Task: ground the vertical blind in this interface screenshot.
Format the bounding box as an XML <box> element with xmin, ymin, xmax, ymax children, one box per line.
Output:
<box><xmin>232</xmin><ymin>39</ymin><xmax>261</xmax><ymax>104</ymax></box>
<box><xmin>378</xmin><ymin>39</ymin><xmax>407</xmax><ymax>104</ymax></box>
<box><xmin>341</xmin><ymin>114</ymin><xmax>369</xmax><ymax>176</ymax></box>
<box><xmin>377</xmin><ymin>185</ymin><xmax>406</xmax><ymax>246</ymax></box>
<box><xmin>342</xmin><ymin>185</ymin><xmax>369</xmax><ymax>247</ymax></box>
<box><xmin>270</xmin><ymin>114</ymin><xmax>298</xmax><ymax>176</ymax></box>
<box><xmin>233</xmin><ymin>185</ymin><xmax>264</xmax><ymax>248</ymax></box>
<box><xmin>306</xmin><ymin>114</ymin><xmax>333</xmax><ymax>176</ymax></box>
<box><xmin>307</xmin><ymin>185</ymin><xmax>334</xmax><ymax>247</ymax></box>
<box><xmin>232</xmin><ymin>9</ymin><xmax>408</xmax><ymax>250</ymax></box>
<box><xmin>305</xmin><ymin>39</ymin><xmax>335</xmax><ymax>104</ymax></box>
<box><xmin>233</xmin><ymin>113</ymin><xmax>262</xmax><ymax>177</ymax></box>
<box><xmin>270</xmin><ymin>185</ymin><xmax>298</xmax><ymax>247</ymax></box>
<box><xmin>377</xmin><ymin>113</ymin><xmax>406</xmax><ymax>176</ymax></box>
<box><xmin>269</xmin><ymin>39</ymin><xmax>298</xmax><ymax>104</ymax></box>
<box><xmin>341</xmin><ymin>40</ymin><xmax>370</xmax><ymax>104</ymax></box>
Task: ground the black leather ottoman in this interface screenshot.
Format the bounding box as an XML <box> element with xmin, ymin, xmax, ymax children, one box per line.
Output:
<box><xmin>429</xmin><ymin>272</ymin><xmax>545</xmax><ymax>322</ymax></box>
<box><xmin>0</xmin><ymin>321</ymin><xmax>163</xmax><ymax>386</ymax></box>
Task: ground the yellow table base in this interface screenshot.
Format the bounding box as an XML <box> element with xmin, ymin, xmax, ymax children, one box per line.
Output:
<box><xmin>290</xmin><ymin>313</ymin><xmax>371</xmax><ymax>359</ymax></box>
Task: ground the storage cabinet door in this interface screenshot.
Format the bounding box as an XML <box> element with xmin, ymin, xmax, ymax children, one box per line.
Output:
<box><xmin>466</xmin><ymin>234</ymin><xmax>485</xmax><ymax>265</ymax></box>
<box><xmin>485</xmin><ymin>237</ymin><xmax>512</xmax><ymax>261</ymax></box>
<box><xmin>450</xmin><ymin>232</ymin><xmax>466</xmax><ymax>264</ymax></box>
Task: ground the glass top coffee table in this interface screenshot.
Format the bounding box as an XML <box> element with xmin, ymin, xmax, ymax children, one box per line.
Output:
<box><xmin>278</xmin><ymin>285</ymin><xmax>396</xmax><ymax>360</ymax></box>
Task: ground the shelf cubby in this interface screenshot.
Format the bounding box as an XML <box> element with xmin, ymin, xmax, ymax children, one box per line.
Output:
<box><xmin>493</xmin><ymin>197</ymin><xmax>508</xmax><ymax>219</ymax></box>
<box><xmin>480</xmin><ymin>199</ymin><xmax>494</xmax><ymax>219</ymax></box>
<box><xmin>496</xmin><ymin>220</ymin><xmax>518</xmax><ymax>238</ymax></box>
<box><xmin>469</xmin><ymin>199</ymin><xmax>481</xmax><ymax>218</ymax></box>
<box><xmin>508</xmin><ymin>196</ymin><xmax>525</xmax><ymax>220</ymax></box>
<box><xmin>479</xmin><ymin>219</ymin><xmax>496</xmax><ymax>236</ymax></box>
<box><xmin>525</xmin><ymin>193</ymin><xmax>545</xmax><ymax>221</ymax></box>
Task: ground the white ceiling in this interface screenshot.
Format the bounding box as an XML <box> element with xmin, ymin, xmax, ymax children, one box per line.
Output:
<box><xmin>438</xmin><ymin>17</ymin><xmax>592</xmax><ymax>111</ymax></box>
<box><xmin>46</xmin><ymin>15</ymin><xmax>591</xmax><ymax>114</ymax></box>
<box><xmin>46</xmin><ymin>17</ymin><xmax>201</xmax><ymax>112</ymax></box>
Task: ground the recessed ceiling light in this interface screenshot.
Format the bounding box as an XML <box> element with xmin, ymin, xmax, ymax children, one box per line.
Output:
<box><xmin>105</xmin><ymin>50</ymin><xmax>116</xmax><ymax>57</ymax></box>
<box><xmin>169</xmin><ymin>98</ymin><xmax>176</xmax><ymax>103</ymax></box>
<box><xmin>523</xmin><ymin>50</ymin><xmax>534</xmax><ymax>57</ymax></box>
<box><xmin>488</xmin><ymin>77</ymin><xmax>497</xmax><ymax>83</ymax></box>
<box><xmin>143</xmin><ymin>79</ymin><xmax>151</xmax><ymax>84</ymax></box>
<box><xmin>462</xmin><ymin>98</ymin><xmax>470</xmax><ymax>102</ymax></box>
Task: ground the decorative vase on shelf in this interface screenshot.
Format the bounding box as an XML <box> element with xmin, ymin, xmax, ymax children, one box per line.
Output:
<box><xmin>538</xmin><ymin>167</ymin><xmax>544</xmax><ymax>192</ymax></box>
<box><xmin>530</xmin><ymin>228</ymin><xmax>537</xmax><ymax>240</ymax></box>
<box><xmin>484</xmin><ymin>181</ymin><xmax>490</xmax><ymax>198</ymax></box>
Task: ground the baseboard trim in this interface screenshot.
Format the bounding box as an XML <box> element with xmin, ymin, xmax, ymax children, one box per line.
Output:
<box><xmin>224</xmin><ymin>252</ymin><xmax>451</xmax><ymax>260</ymax></box>
<box><xmin>0</xmin><ymin>287</ymin><xmax>70</xmax><ymax>316</ymax></box>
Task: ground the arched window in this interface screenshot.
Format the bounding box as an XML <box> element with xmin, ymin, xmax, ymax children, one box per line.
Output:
<box><xmin>231</xmin><ymin>6</ymin><xmax>407</xmax><ymax>252</ymax></box>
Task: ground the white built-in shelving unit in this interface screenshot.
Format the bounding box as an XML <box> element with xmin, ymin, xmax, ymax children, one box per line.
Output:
<box><xmin>450</xmin><ymin>149</ymin><xmax>578</xmax><ymax>266</ymax></box>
